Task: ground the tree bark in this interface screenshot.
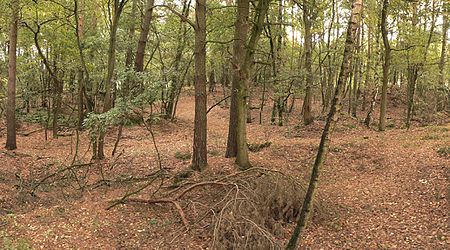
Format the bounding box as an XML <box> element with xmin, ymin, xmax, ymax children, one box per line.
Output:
<box><xmin>165</xmin><ymin>0</ymin><xmax>190</xmax><ymax>119</ymax></box>
<box><xmin>134</xmin><ymin>0</ymin><xmax>155</xmax><ymax>73</ymax></box>
<box><xmin>439</xmin><ymin>2</ymin><xmax>448</xmax><ymax>86</ymax></box>
<box><xmin>302</xmin><ymin>0</ymin><xmax>314</xmax><ymax>125</ymax></box>
<box><xmin>6</xmin><ymin>0</ymin><xmax>19</xmax><ymax>150</ymax></box>
<box><xmin>123</xmin><ymin>0</ymin><xmax>138</xmax><ymax>97</ymax></box>
<box><xmin>405</xmin><ymin>2</ymin><xmax>419</xmax><ymax>129</ymax></box>
<box><xmin>286</xmin><ymin>0</ymin><xmax>362</xmax><ymax>248</ymax></box>
<box><xmin>323</xmin><ymin>0</ymin><xmax>337</xmax><ymax>114</ymax></box>
<box><xmin>438</xmin><ymin>2</ymin><xmax>448</xmax><ymax>110</ymax></box>
<box><xmin>378</xmin><ymin>0</ymin><xmax>391</xmax><ymax>131</ymax></box>
<box><xmin>191</xmin><ymin>0</ymin><xmax>208</xmax><ymax>171</ymax></box>
<box><xmin>97</xmin><ymin>0</ymin><xmax>127</xmax><ymax>159</ymax></box>
<box><xmin>226</xmin><ymin>0</ymin><xmax>269</xmax><ymax>169</ymax></box>
<box><xmin>351</xmin><ymin>20</ymin><xmax>362</xmax><ymax>117</ymax></box>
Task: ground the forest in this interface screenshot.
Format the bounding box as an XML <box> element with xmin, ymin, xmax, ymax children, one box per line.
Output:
<box><xmin>0</xmin><ymin>0</ymin><xmax>448</xmax><ymax>249</ymax></box>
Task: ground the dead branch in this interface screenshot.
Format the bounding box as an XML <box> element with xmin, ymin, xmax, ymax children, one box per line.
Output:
<box><xmin>106</xmin><ymin>170</ymin><xmax>166</xmax><ymax>210</ymax></box>
<box><xmin>127</xmin><ymin>198</ymin><xmax>189</xmax><ymax>229</ymax></box>
<box><xmin>17</xmin><ymin>128</ymin><xmax>44</xmax><ymax>136</ymax></box>
<box><xmin>31</xmin><ymin>162</ymin><xmax>92</xmax><ymax>196</ymax></box>
<box><xmin>206</xmin><ymin>95</ymin><xmax>231</xmax><ymax>114</ymax></box>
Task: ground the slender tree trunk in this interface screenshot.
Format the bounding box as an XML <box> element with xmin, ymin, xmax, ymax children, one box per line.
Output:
<box><xmin>406</xmin><ymin>66</ymin><xmax>418</xmax><ymax>129</ymax></box>
<box><xmin>286</xmin><ymin>0</ymin><xmax>362</xmax><ymax>248</ymax></box>
<box><xmin>405</xmin><ymin>2</ymin><xmax>419</xmax><ymax>129</ymax></box>
<box><xmin>351</xmin><ymin>21</ymin><xmax>362</xmax><ymax>117</ymax></box>
<box><xmin>276</xmin><ymin>0</ymin><xmax>284</xmax><ymax>126</ymax></box>
<box><xmin>24</xmin><ymin>20</ymin><xmax>62</xmax><ymax>138</ymax></box>
<box><xmin>97</xmin><ymin>0</ymin><xmax>126</xmax><ymax>159</ymax></box>
<box><xmin>134</xmin><ymin>0</ymin><xmax>155</xmax><ymax>73</ymax></box>
<box><xmin>323</xmin><ymin>0</ymin><xmax>337</xmax><ymax>114</ymax></box>
<box><xmin>166</xmin><ymin>0</ymin><xmax>190</xmax><ymax>119</ymax></box>
<box><xmin>438</xmin><ymin>2</ymin><xmax>448</xmax><ymax>110</ymax></box>
<box><xmin>379</xmin><ymin>0</ymin><xmax>391</xmax><ymax>131</ymax></box>
<box><xmin>123</xmin><ymin>0</ymin><xmax>138</xmax><ymax>97</ymax></box>
<box><xmin>74</xmin><ymin>0</ymin><xmax>91</xmax><ymax>130</ymax></box>
<box><xmin>362</xmin><ymin>25</ymin><xmax>372</xmax><ymax>112</ymax></box>
<box><xmin>191</xmin><ymin>0</ymin><xmax>208</xmax><ymax>171</ymax></box>
<box><xmin>302</xmin><ymin>0</ymin><xmax>314</xmax><ymax>125</ymax></box>
<box><xmin>365</xmin><ymin>87</ymin><xmax>379</xmax><ymax>127</ymax></box>
<box><xmin>6</xmin><ymin>0</ymin><xmax>19</xmax><ymax>150</ymax></box>
<box><xmin>52</xmin><ymin>65</ymin><xmax>62</xmax><ymax>139</ymax></box>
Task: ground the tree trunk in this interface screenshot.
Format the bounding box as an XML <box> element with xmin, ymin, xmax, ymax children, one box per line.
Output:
<box><xmin>438</xmin><ymin>2</ymin><xmax>448</xmax><ymax>110</ymax></box>
<box><xmin>226</xmin><ymin>0</ymin><xmax>269</xmax><ymax>168</ymax></box>
<box><xmin>362</xmin><ymin>25</ymin><xmax>372</xmax><ymax>112</ymax></box>
<box><xmin>97</xmin><ymin>0</ymin><xmax>126</xmax><ymax>159</ymax></box>
<box><xmin>378</xmin><ymin>0</ymin><xmax>391</xmax><ymax>132</ymax></box>
<box><xmin>406</xmin><ymin>66</ymin><xmax>418</xmax><ymax>129</ymax></box>
<box><xmin>52</xmin><ymin>69</ymin><xmax>62</xmax><ymax>139</ymax></box>
<box><xmin>323</xmin><ymin>0</ymin><xmax>336</xmax><ymax>114</ymax></box>
<box><xmin>191</xmin><ymin>0</ymin><xmax>208</xmax><ymax>171</ymax></box>
<box><xmin>123</xmin><ymin>0</ymin><xmax>138</xmax><ymax>97</ymax></box>
<box><xmin>405</xmin><ymin>2</ymin><xmax>419</xmax><ymax>129</ymax></box>
<box><xmin>365</xmin><ymin>87</ymin><xmax>379</xmax><ymax>127</ymax></box>
<box><xmin>302</xmin><ymin>0</ymin><xmax>314</xmax><ymax>125</ymax></box>
<box><xmin>6</xmin><ymin>0</ymin><xmax>19</xmax><ymax>150</ymax></box>
<box><xmin>351</xmin><ymin>21</ymin><xmax>362</xmax><ymax>117</ymax></box>
<box><xmin>134</xmin><ymin>0</ymin><xmax>155</xmax><ymax>73</ymax></box>
<box><xmin>286</xmin><ymin>0</ymin><xmax>362</xmax><ymax>248</ymax></box>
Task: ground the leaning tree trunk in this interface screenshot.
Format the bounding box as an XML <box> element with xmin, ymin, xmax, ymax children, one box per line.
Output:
<box><xmin>6</xmin><ymin>0</ymin><xmax>19</xmax><ymax>150</ymax></box>
<box><xmin>286</xmin><ymin>0</ymin><xmax>362</xmax><ymax>248</ymax></box>
<box><xmin>378</xmin><ymin>0</ymin><xmax>391</xmax><ymax>131</ymax></box>
<box><xmin>191</xmin><ymin>0</ymin><xmax>208</xmax><ymax>171</ymax></box>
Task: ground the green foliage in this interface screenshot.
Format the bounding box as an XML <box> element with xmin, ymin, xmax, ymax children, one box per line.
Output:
<box><xmin>421</xmin><ymin>134</ymin><xmax>440</xmax><ymax>140</ymax></box>
<box><xmin>437</xmin><ymin>146</ymin><xmax>450</xmax><ymax>157</ymax></box>
<box><xmin>174</xmin><ymin>151</ymin><xmax>191</xmax><ymax>161</ymax></box>
<box><xmin>248</xmin><ymin>141</ymin><xmax>272</xmax><ymax>152</ymax></box>
<box><xmin>18</xmin><ymin>110</ymin><xmax>48</xmax><ymax>125</ymax></box>
<box><xmin>83</xmin><ymin>100</ymin><xmax>130</xmax><ymax>140</ymax></box>
<box><xmin>2</xmin><ymin>237</ymin><xmax>32</xmax><ymax>250</ymax></box>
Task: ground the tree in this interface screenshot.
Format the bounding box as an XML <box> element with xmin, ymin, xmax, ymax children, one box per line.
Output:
<box><xmin>96</xmin><ymin>0</ymin><xmax>127</xmax><ymax>159</ymax></box>
<box><xmin>379</xmin><ymin>0</ymin><xmax>391</xmax><ymax>131</ymax></box>
<box><xmin>438</xmin><ymin>1</ymin><xmax>448</xmax><ymax>110</ymax></box>
<box><xmin>301</xmin><ymin>0</ymin><xmax>314</xmax><ymax>125</ymax></box>
<box><xmin>134</xmin><ymin>0</ymin><xmax>154</xmax><ymax>73</ymax></box>
<box><xmin>286</xmin><ymin>0</ymin><xmax>363</xmax><ymax>248</ymax></box>
<box><xmin>6</xmin><ymin>0</ymin><xmax>19</xmax><ymax>150</ymax></box>
<box><xmin>191</xmin><ymin>0</ymin><xmax>207</xmax><ymax>171</ymax></box>
<box><xmin>226</xmin><ymin>0</ymin><xmax>269</xmax><ymax>169</ymax></box>
<box><xmin>405</xmin><ymin>1</ymin><xmax>420</xmax><ymax>129</ymax></box>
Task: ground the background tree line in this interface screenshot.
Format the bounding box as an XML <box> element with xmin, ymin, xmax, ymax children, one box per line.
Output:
<box><xmin>1</xmin><ymin>0</ymin><xmax>448</xmax><ymax>170</ymax></box>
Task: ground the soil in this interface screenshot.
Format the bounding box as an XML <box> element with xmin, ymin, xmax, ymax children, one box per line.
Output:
<box><xmin>0</xmin><ymin>90</ymin><xmax>449</xmax><ymax>249</ymax></box>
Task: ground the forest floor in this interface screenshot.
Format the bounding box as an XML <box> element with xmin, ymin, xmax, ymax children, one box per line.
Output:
<box><xmin>0</xmin><ymin>90</ymin><xmax>449</xmax><ymax>249</ymax></box>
